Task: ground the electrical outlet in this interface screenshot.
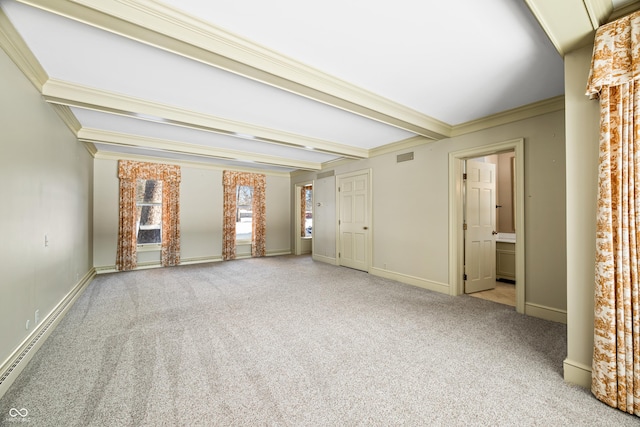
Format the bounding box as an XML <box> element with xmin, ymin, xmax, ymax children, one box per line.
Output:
<box><xmin>44</xmin><ymin>234</ymin><xmax>49</xmax><ymax>247</ymax></box>
<box><xmin>35</xmin><ymin>309</ymin><xmax>40</xmax><ymax>325</ymax></box>
<box><xmin>25</xmin><ymin>319</ymin><xmax>30</xmax><ymax>330</ymax></box>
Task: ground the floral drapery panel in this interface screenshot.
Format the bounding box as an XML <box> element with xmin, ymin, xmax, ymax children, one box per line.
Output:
<box><xmin>586</xmin><ymin>10</ymin><xmax>640</xmax><ymax>416</ymax></box>
<box><xmin>300</xmin><ymin>184</ymin><xmax>312</xmax><ymax>237</ymax></box>
<box><xmin>222</xmin><ymin>171</ymin><xmax>266</xmax><ymax>260</ymax></box>
<box><xmin>116</xmin><ymin>160</ymin><xmax>181</xmax><ymax>271</ymax></box>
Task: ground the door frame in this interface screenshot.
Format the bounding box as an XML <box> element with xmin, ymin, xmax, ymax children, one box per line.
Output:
<box><xmin>336</xmin><ymin>169</ymin><xmax>372</xmax><ymax>272</ymax></box>
<box><xmin>448</xmin><ymin>138</ymin><xmax>525</xmax><ymax>313</ymax></box>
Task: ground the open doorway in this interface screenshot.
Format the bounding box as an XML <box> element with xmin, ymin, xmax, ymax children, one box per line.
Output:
<box><xmin>294</xmin><ymin>182</ymin><xmax>313</xmax><ymax>255</ymax></box>
<box><xmin>449</xmin><ymin>139</ymin><xmax>525</xmax><ymax>314</ymax></box>
<box><xmin>464</xmin><ymin>153</ymin><xmax>516</xmax><ymax>307</ymax></box>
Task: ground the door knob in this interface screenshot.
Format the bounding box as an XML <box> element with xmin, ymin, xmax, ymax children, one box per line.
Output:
<box><xmin>492</xmin><ymin>231</ymin><xmax>498</xmax><ymax>235</ymax></box>
<box><xmin>363</xmin><ymin>226</ymin><xmax>369</xmax><ymax>230</ymax></box>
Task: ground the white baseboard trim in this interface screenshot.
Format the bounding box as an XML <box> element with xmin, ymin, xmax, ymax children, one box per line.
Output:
<box><xmin>370</xmin><ymin>267</ymin><xmax>450</xmax><ymax>294</ymax></box>
<box><xmin>563</xmin><ymin>358</ymin><xmax>592</xmax><ymax>389</ymax></box>
<box><xmin>95</xmin><ymin>265</ymin><xmax>117</xmax><ymax>274</ymax></box>
<box><xmin>97</xmin><ymin>251</ymin><xmax>293</xmax><ymax>272</ymax></box>
<box><xmin>312</xmin><ymin>254</ymin><xmax>338</xmax><ymax>265</ymax></box>
<box><xmin>266</xmin><ymin>250</ymin><xmax>292</xmax><ymax>257</ymax></box>
<box><xmin>525</xmin><ymin>302</ymin><xmax>567</xmax><ymax>324</ymax></box>
<box><xmin>0</xmin><ymin>268</ymin><xmax>96</xmax><ymax>399</ymax></box>
<box><xmin>179</xmin><ymin>256</ymin><xmax>222</xmax><ymax>265</ymax></box>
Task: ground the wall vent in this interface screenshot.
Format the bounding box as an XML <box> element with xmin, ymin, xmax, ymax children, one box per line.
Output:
<box><xmin>317</xmin><ymin>170</ymin><xmax>335</xmax><ymax>179</ymax></box>
<box><xmin>397</xmin><ymin>152</ymin><xmax>414</xmax><ymax>163</ymax></box>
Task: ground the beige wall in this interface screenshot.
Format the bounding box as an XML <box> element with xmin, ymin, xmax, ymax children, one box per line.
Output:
<box><xmin>497</xmin><ymin>151</ymin><xmax>516</xmax><ymax>233</ymax></box>
<box><xmin>93</xmin><ymin>159</ymin><xmax>291</xmax><ymax>269</ymax></box>
<box><xmin>293</xmin><ymin>109</ymin><xmax>567</xmax><ymax>316</ymax></box>
<box><xmin>0</xmin><ymin>48</ymin><xmax>92</xmax><ymax>369</ymax></box>
<box><xmin>564</xmin><ymin>43</ymin><xmax>601</xmax><ymax>387</ymax></box>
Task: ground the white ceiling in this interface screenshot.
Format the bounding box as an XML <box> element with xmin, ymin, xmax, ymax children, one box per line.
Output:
<box><xmin>0</xmin><ymin>0</ymin><xmax>629</xmax><ymax>173</ymax></box>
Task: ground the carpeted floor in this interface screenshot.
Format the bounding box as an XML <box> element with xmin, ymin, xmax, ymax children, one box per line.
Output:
<box><xmin>0</xmin><ymin>255</ymin><xmax>637</xmax><ymax>426</ymax></box>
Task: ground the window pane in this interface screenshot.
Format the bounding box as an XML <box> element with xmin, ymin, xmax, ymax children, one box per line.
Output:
<box><xmin>137</xmin><ymin>205</ymin><xmax>162</xmax><ymax>244</ymax></box>
<box><xmin>236</xmin><ymin>185</ymin><xmax>253</xmax><ymax>241</ymax></box>
<box><xmin>136</xmin><ymin>179</ymin><xmax>162</xmax><ymax>204</ymax></box>
<box><xmin>136</xmin><ymin>179</ymin><xmax>162</xmax><ymax>245</ymax></box>
<box><xmin>305</xmin><ymin>187</ymin><xmax>313</xmax><ymax>237</ymax></box>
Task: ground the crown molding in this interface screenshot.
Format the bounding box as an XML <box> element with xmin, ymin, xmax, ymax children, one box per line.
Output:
<box><xmin>369</xmin><ymin>135</ymin><xmax>432</xmax><ymax>158</ymax></box>
<box><xmin>17</xmin><ymin>0</ymin><xmax>449</xmax><ymax>140</ymax></box>
<box><xmin>82</xmin><ymin>141</ymin><xmax>98</xmax><ymax>158</ymax></box>
<box><xmin>50</xmin><ymin>104</ymin><xmax>82</xmax><ymax>135</ymax></box>
<box><xmin>0</xmin><ymin>4</ymin><xmax>47</xmax><ymax>91</ymax></box>
<box><xmin>608</xmin><ymin>1</ymin><xmax>640</xmax><ymax>22</ymax></box>
<box><xmin>93</xmin><ymin>150</ymin><xmax>292</xmax><ymax>177</ymax></box>
<box><xmin>319</xmin><ymin>157</ymin><xmax>358</xmax><ymax>171</ymax></box>
<box><xmin>42</xmin><ymin>78</ymin><xmax>367</xmax><ymax>159</ymax></box>
<box><xmin>584</xmin><ymin>0</ymin><xmax>614</xmax><ymax>29</ymax></box>
<box><xmin>524</xmin><ymin>0</ymin><xmax>610</xmax><ymax>56</ymax></box>
<box><xmin>450</xmin><ymin>95</ymin><xmax>565</xmax><ymax>137</ymax></box>
<box><xmin>78</xmin><ymin>127</ymin><xmax>322</xmax><ymax>171</ymax></box>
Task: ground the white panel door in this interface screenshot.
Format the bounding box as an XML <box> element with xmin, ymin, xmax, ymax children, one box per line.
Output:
<box><xmin>465</xmin><ymin>160</ymin><xmax>497</xmax><ymax>293</ymax></box>
<box><xmin>338</xmin><ymin>171</ymin><xmax>369</xmax><ymax>271</ymax></box>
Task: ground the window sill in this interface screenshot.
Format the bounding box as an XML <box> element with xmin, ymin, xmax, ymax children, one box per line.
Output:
<box><xmin>137</xmin><ymin>244</ymin><xmax>161</xmax><ymax>252</ymax></box>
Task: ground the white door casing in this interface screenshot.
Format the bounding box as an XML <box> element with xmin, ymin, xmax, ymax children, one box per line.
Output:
<box><xmin>448</xmin><ymin>138</ymin><xmax>525</xmax><ymax>314</ymax></box>
<box><xmin>338</xmin><ymin>170</ymin><xmax>370</xmax><ymax>272</ymax></box>
<box><xmin>465</xmin><ymin>159</ymin><xmax>497</xmax><ymax>293</ymax></box>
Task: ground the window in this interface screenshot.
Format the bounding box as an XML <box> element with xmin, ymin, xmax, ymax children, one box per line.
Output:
<box><xmin>136</xmin><ymin>179</ymin><xmax>162</xmax><ymax>245</ymax></box>
<box><xmin>117</xmin><ymin>160</ymin><xmax>181</xmax><ymax>271</ymax></box>
<box><xmin>222</xmin><ymin>170</ymin><xmax>266</xmax><ymax>261</ymax></box>
<box><xmin>236</xmin><ymin>185</ymin><xmax>253</xmax><ymax>241</ymax></box>
<box><xmin>304</xmin><ymin>185</ymin><xmax>313</xmax><ymax>237</ymax></box>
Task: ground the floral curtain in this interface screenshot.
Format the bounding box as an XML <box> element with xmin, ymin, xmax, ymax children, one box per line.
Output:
<box><xmin>586</xmin><ymin>10</ymin><xmax>640</xmax><ymax>416</ymax></box>
<box><xmin>116</xmin><ymin>160</ymin><xmax>181</xmax><ymax>271</ymax></box>
<box><xmin>222</xmin><ymin>170</ymin><xmax>266</xmax><ymax>260</ymax></box>
<box><xmin>300</xmin><ymin>184</ymin><xmax>312</xmax><ymax>237</ymax></box>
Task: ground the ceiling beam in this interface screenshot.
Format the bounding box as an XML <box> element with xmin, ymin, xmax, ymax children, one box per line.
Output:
<box><xmin>17</xmin><ymin>0</ymin><xmax>450</xmax><ymax>140</ymax></box>
<box><xmin>524</xmin><ymin>0</ymin><xmax>612</xmax><ymax>56</ymax></box>
<box><xmin>42</xmin><ymin>79</ymin><xmax>369</xmax><ymax>159</ymax></box>
<box><xmin>78</xmin><ymin>128</ymin><xmax>323</xmax><ymax>171</ymax></box>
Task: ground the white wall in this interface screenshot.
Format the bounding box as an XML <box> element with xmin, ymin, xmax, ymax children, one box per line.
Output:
<box><xmin>93</xmin><ymin>159</ymin><xmax>291</xmax><ymax>269</ymax></box>
<box><xmin>0</xmin><ymin>48</ymin><xmax>92</xmax><ymax>369</ymax></box>
<box><xmin>293</xmin><ymin>109</ymin><xmax>567</xmax><ymax>315</ymax></box>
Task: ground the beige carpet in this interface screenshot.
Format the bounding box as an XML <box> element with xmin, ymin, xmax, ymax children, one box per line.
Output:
<box><xmin>0</xmin><ymin>255</ymin><xmax>636</xmax><ymax>426</ymax></box>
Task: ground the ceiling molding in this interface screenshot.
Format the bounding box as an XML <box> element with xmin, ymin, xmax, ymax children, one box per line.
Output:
<box><xmin>42</xmin><ymin>79</ymin><xmax>368</xmax><ymax>159</ymax></box>
<box><xmin>50</xmin><ymin>104</ymin><xmax>82</xmax><ymax>135</ymax></box>
<box><xmin>17</xmin><ymin>0</ymin><xmax>450</xmax><ymax>140</ymax></box>
<box><xmin>93</xmin><ymin>149</ymin><xmax>292</xmax><ymax>177</ymax></box>
<box><xmin>609</xmin><ymin>1</ymin><xmax>640</xmax><ymax>21</ymax></box>
<box><xmin>451</xmin><ymin>95</ymin><xmax>565</xmax><ymax>137</ymax></box>
<box><xmin>524</xmin><ymin>0</ymin><xmax>611</xmax><ymax>56</ymax></box>
<box><xmin>79</xmin><ymin>128</ymin><xmax>323</xmax><ymax>171</ymax></box>
<box><xmin>82</xmin><ymin>141</ymin><xmax>98</xmax><ymax>158</ymax></box>
<box><xmin>584</xmin><ymin>0</ymin><xmax>614</xmax><ymax>29</ymax></box>
<box><xmin>0</xmin><ymin>4</ymin><xmax>47</xmax><ymax>91</ymax></box>
<box><xmin>369</xmin><ymin>136</ymin><xmax>432</xmax><ymax>158</ymax></box>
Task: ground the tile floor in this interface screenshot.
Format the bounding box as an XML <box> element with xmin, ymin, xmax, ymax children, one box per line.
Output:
<box><xmin>468</xmin><ymin>281</ymin><xmax>516</xmax><ymax>307</ymax></box>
